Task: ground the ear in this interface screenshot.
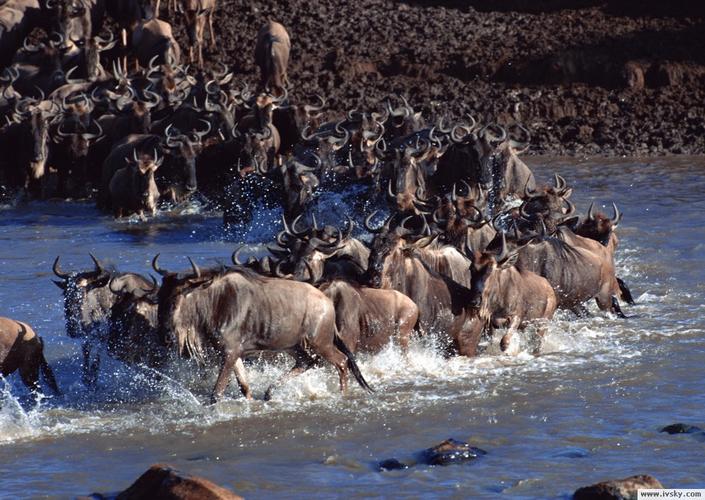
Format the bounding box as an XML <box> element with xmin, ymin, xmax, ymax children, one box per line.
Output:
<box><xmin>93</xmin><ymin>273</ymin><xmax>111</xmax><ymax>288</ymax></box>
<box><xmin>53</xmin><ymin>279</ymin><xmax>67</xmax><ymax>290</ymax></box>
<box><xmin>497</xmin><ymin>251</ymin><xmax>519</xmax><ymax>269</ymax></box>
<box><xmin>561</xmin><ymin>188</ymin><xmax>573</xmax><ymax>199</ymax></box>
<box><xmin>413</xmin><ymin>112</ymin><xmax>422</xmax><ymax>122</ymax></box>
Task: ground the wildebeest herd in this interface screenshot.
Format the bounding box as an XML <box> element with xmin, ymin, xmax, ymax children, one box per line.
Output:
<box><xmin>1</xmin><ymin>1</ymin><xmax>634</xmax><ymax>404</ymax></box>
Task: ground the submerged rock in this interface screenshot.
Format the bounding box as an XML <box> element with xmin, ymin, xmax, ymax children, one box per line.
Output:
<box><xmin>573</xmin><ymin>475</ymin><xmax>663</xmax><ymax>500</ymax></box>
<box><xmin>660</xmin><ymin>423</ymin><xmax>704</xmax><ymax>434</ymax></box>
<box><xmin>113</xmin><ymin>464</ymin><xmax>242</xmax><ymax>500</ymax></box>
<box><xmin>418</xmin><ymin>438</ymin><xmax>487</xmax><ymax>466</ymax></box>
<box><xmin>377</xmin><ymin>458</ymin><xmax>409</xmax><ymax>471</ymax></box>
<box><xmin>378</xmin><ymin>438</ymin><xmax>487</xmax><ymax>471</ymax></box>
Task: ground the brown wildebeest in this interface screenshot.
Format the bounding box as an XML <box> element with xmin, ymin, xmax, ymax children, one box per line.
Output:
<box><xmin>182</xmin><ymin>0</ymin><xmax>216</xmax><ymax>68</ymax></box>
<box><xmin>459</xmin><ymin>234</ymin><xmax>557</xmax><ymax>354</ymax></box>
<box><xmin>0</xmin><ymin>317</ymin><xmax>60</xmax><ymax>395</ymax></box>
<box><xmin>254</xmin><ymin>21</ymin><xmax>290</xmax><ymax>96</ymax></box>
<box><xmin>363</xmin><ymin>216</ymin><xmax>485</xmax><ymax>356</ymax></box>
<box><xmin>131</xmin><ymin>17</ymin><xmax>181</xmax><ymax>68</ymax></box>
<box><xmin>152</xmin><ymin>256</ymin><xmax>373</xmax><ymax>403</ymax></box>
<box><xmin>512</xmin><ymin>225</ymin><xmax>625</xmax><ymax>317</ymax></box>
<box><xmin>108</xmin><ymin>149</ymin><xmax>162</xmax><ymax>218</ymax></box>
<box><xmin>318</xmin><ymin>280</ymin><xmax>419</xmax><ymax>354</ymax></box>
<box><xmin>574</xmin><ymin>202</ymin><xmax>634</xmax><ymax>304</ymax></box>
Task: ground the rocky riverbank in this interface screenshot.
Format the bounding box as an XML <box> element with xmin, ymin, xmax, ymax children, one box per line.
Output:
<box><xmin>174</xmin><ymin>0</ymin><xmax>705</xmax><ymax>156</ymax></box>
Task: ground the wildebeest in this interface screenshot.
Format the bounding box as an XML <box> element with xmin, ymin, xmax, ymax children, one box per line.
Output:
<box><xmin>459</xmin><ymin>234</ymin><xmax>557</xmax><ymax>354</ymax></box>
<box><xmin>0</xmin><ymin>0</ymin><xmax>42</xmax><ymax>69</ymax></box>
<box><xmin>0</xmin><ymin>99</ymin><xmax>53</xmax><ymax>197</ymax></box>
<box><xmin>107</xmin><ymin>276</ymin><xmax>163</xmax><ymax>368</ymax></box>
<box><xmin>131</xmin><ymin>17</ymin><xmax>180</xmax><ymax>67</ymax></box>
<box><xmin>152</xmin><ymin>255</ymin><xmax>373</xmax><ymax>402</ymax></box>
<box><xmin>0</xmin><ymin>316</ymin><xmax>60</xmax><ymax>396</ymax></box>
<box><xmin>254</xmin><ymin>21</ymin><xmax>290</xmax><ymax>96</ymax></box>
<box><xmin>182</xmin><ymin>0</ymin><xmax>216</xmax><ymax>68</ymax></box>
<box><xmin>363</xmin><ymin>216</ymin><xmax>484</xmax><ymax>355</ymax></box>
<box><xmin>511</xmin><ymin>226</ymin><xmax>624</xmax><ymax>317</ymax></box>
<box><xmin>316</xmin><ymin>280</ymin><xmax>418</xmax><ymax>354</ymax></box>
<box><xmin>108</xmin><ymin>149</ymin><xmax>162</xmax><ymax>218</ymax></box>
<box><xmin>52</xmin><ymin>254</ymin><xmax>154</xmax><ymax>386</ymax></box>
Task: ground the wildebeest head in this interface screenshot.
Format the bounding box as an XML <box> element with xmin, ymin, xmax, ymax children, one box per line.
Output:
<box><xmin>165</xmin><ymin>122</ymin><xmax>209</xmax><ymax>194</ymax></box>
<box><xmin>520</xmin><ymin>173</ymin><xmax>575</xmax><ymax>232</ymax></box>
<box><xmin>280</xmin><ymin>155</ymin><xmax>320</xmax><ymax>220</ymax></box>
<box><xmin>28</xmin><ymin>110</ymin><xmax>50</xmax><ymax>181</ymax></box>
<box><xmin>274</xmin><ymin>215</ymin><xmax>356</xmax><ymax>284</ymax></box>
<box><xmin>85</xmin><ymin>34</ymin><xmax>117</xmax><ymax>81</ymax></box>
<box><xmin>107</xmin><ymin>275</ymin><xmax>163</xmax><ymax>367</ymax></box>
<box><xmin>364</xmin><ymin>212</ymin><xmax>430</xmax><ymax>288</ymax></box>
<box><xmin>152</xmin><ymin>254</ymin><xmax>214</xmax><ymax>353</ymax></box>
<box><xmin>55</xmin><ymin>117</ymin><xmax>103</xmax><ymax>160</ymax></box>
<box><xmin>466</xmin><ymin>233</ymin><xmax>517</xmax><ymax>308</ymax></box>
<box><xmin>576</xmin><ymin>202</ymin><xmax>622</xmax><ymax>247</ymax></box>
<box><xmin>127</xmin><ymin>149</ymin><xmax>163</xmax><ymax>211</ymax></box>
<box><xmin>52</xmin><ymin>254</ymin><xmax>112</xmax><ymax>339</ymax></box>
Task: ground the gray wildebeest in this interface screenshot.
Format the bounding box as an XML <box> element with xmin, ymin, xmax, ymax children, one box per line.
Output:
<box><xmin>108</xmin><ymin>149</ymin><xmax>162</xmax><ymax>218</ymax></box>
<box><xmin>52</xmin><ymin>254</ymin><xmax>154</xmax><ymax>386</ymax></box>
<box><xmin>182</xmin><ymin>0</ymin><xmax>216</xmax><ymax>68</ymax></box>
<box><xmin>254</xmin><ymin>21</ymin><xmax>290</xmax><ymax>97</ymax></box>
<box><xmin>0</xmin><ymin>317</ymin><xmax>60</xmax><ymax>396</ymax></box>
<box><xmin>152</xmin><ymin>255</ymin><xmax>373</xmax><ymax>403</ymax></box>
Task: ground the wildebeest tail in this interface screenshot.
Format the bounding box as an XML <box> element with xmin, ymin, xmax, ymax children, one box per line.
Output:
<box><xmin>333</xmin><ymin>332</ymin><xmax>374</xmax><ymax>393</ymax></box>
<box><xmin>38</xmin><ymin>337</ymin><xmax>61</xmax><ymax>396</ymax></box>
<box><xmin>616</xmin><ymin>277</ymin><xmax>635</xmax><ymax>305</ymax></box>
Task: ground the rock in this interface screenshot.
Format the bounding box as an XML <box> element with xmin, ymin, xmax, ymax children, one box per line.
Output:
<box><xmin>660</xmin><ymin>423</ymin><xmax>703</xmax><ymax>434</ymax></box>
<box><xmin>377</xmin><ymin>458</ymin><xmax>409</xmax><ymax>471</ymax></box>
<box><xmin>115</xmin><ymin>464</ymin><xmax>242</xmax><ymax>500</ymax></box>
<box><xmin>418</xmin><ymin>438</ymin><xmax>487</xmax><ymax>466</ymax></box>
<box><xmin>573</xmin><ymin>475</ymin><xmax>664</xmax><ymax>500</ymax></box>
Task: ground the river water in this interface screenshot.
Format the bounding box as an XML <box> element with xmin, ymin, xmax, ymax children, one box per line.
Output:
<box><xmin>0</xmin><ymin>157</ymin><xmax>703</xmax><ymax>498</ymax></box>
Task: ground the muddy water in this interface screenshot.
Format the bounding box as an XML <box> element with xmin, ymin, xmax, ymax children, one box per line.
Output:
<box><xmin>0</xmin><ymin>158</ymin><xmax>703</xmax><ymax>498</ymax></box>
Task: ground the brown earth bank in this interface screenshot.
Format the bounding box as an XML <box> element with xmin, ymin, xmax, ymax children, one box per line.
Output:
<box><xmin>162</xmin><ymin>0</ymin><xmax>705</xmax><ymax>156</ymax></box>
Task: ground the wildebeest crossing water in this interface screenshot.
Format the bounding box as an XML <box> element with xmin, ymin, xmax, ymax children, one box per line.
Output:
<box><xmin>0</xmin><ymin>158</ymin><xmax>704</xmax><ymax>497</ymax></box>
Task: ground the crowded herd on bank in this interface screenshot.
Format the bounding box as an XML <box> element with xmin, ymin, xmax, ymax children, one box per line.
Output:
<box><xmin>0</xmin><ymin>0</ymin><xmax>633</xmax><ymax>403</ymax></box>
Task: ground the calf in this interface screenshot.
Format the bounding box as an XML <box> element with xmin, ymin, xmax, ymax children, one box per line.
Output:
<box><xmin>182</xmin><ymin>0</ymin><xmax>216</xmax><ymax>67</ymax></box>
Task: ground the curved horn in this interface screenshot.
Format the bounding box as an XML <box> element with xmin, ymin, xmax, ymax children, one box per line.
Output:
<box><xmin>187</xmin><ymin>257</ymin><xmax>201</xmax><ymax>278</ymax></box>
<box><xmin>611</xmin><ymin>202</ymin><xmax>622</xmax><ymax>225</ymax></box>
<box><xmin>494</xmin><ymin>232</ymin><xmax>509</xmax><ymax>264</ymax></box>
<box><xmin>108</xmin><ymin>276</ymin><xmax>123</xmax><ymax>295</ymax></box>
<box><xmin>152</xmin><ymin>254</ymin><xmax>168</xmax><ymax>276</ymax></box>
<box><xmin>89</xmin><ymin>253</ymin><xmax>104</xmax><ymax>274</ymax></box>
<box><xmin>52</xmin><ymin>256</ymin><xmax>70</xmax><ymax>279</ymax></box>
<box><xmin>232</xmin><ymin>246</ymin><xmax>245</xmax><ymax>266</ymax></box>
<box><xmin>587</xmin><ymin>201</ymin><xmax>596</xmax><ymax>221</ymax></box>
<box><xmin>364</xmin><ymin>210</ymin><xmax>385</xmax><ymax>233</ymax></box>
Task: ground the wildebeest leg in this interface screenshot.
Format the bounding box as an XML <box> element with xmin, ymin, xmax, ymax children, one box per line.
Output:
<box><xmin>19</xmin><ymin>347</ymin><xmax>41</xmax><ymax>394</ymax></box>
<box><xmin>500</xmin><ymin>317</ymin><xmax>522</xmax><ymax>356</ymax></box>
<box><xmin>571</xmin><ymin>304</ymin><xmax>591</xmax><ymax>318</ymax></box>
<box><xmin>611</xmin><ymin>296</ymin><xmax>627</xmax><ymax>319</ymax></box>
<box><xmin>531</xmin><ymin>324</ymin><xmax>549</xmax><ymax>356</ymax></box>
<box><xmin>233</xmin><ymin>358</ymin><xmax>252</xmax><ymax>400</ymax></box>
<box><xmin>455</xmin><ymin>318</ymin><xmax>484</xmax><ymax>357</ymax></box>
<box><xmin>121</xmin><ymin>29</ymin><xmax>128</xmax><ymax>74</ymax></box>
<box><xmin>81</xmin><ymin>341</ymin><xmax>100</xmax><ymax>388</ymax></box>
<box><xmin>38</xmin><ymin>338</ymin><xmax>60</xmax><ymax>395</ymax></box>
<box><xmin>208</xmin><ymin>11</ymin><xmax>216</xmax><ymax>49</ymax></box>
<box><xmin>617</xmin><ymin>277</ymin><xmax>635</xmax><ymax>305</ymax></box>
<box><xmin>210</xmin><ymin>348</ymin><xmax>240</xmax><ymax>404</ymax></box>
<box><xmin>397</xmin><ymin>303</ymin><xmax>418</xmax><ymax>353</ymax></box>
<box><xmin>264</xmin><ymin>347</ymin><xmax>316</xmax><ymax>401</ymax></box>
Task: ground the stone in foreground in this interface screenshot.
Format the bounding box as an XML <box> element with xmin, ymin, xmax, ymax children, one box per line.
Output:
<box><xmin>114</xmin><ymin>463</ymin><xmax>242</xmax><ymax>500</ymax></box>
<box><xmin>573</xmin><ymin>474</ymin><xmax>663</xmax><ymax>500</ymax></box>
